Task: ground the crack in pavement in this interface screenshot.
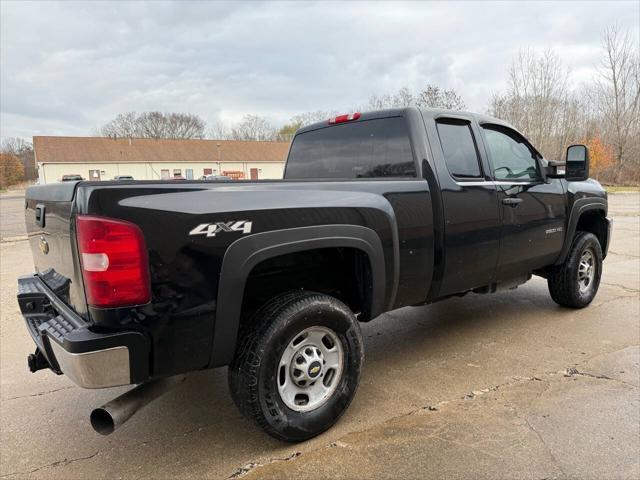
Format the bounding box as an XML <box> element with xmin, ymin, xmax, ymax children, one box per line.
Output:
<box><xmin>227</xmin><ymin>452</ymin><xmax>301</xmax><ymax>479</ymax></box>
<box><xmin>563</xmin><ymin>367</ymin><xmax>636</xmax><ymax>388</ymax></box>
<box><xmin>608</xmin><ymin>251</ymin><xmax>640</xmax><ymax>258</ymax></box>
<box><xmin>5</xmin><ymin>385</ymin><xmax>75</xmax><ymax>401</ymax></box>
<box><xmin>591</xmin><ymin>294</ymin><xmax>638</xmax><ymax>308</ymax></box>
<box><xmin>0</xmin><ymin>452</ymin><xmax>99</xmax><ymax>478</ymax></box>
<box><xmin>601</xmin><ymin>281</ymin><xmax>639</xmax><ymax>293</ymax></box>
<box><xmin>516</xmin><ymin>410</ymin><xmax>567</xmax><ymax>480</ymax></box>
<box><xmin>0</xmin><ymin>417</ymin><xmax>230</xmax><ymax>478</ymax></box>
<box><xmin>5</xmin><ymin>347</ymin><xmax>636</xmax><ymax>479</ymax></box>
<box><xmin>222</xmin><ymin>374</ymin><xmax>563</xmax><ymax>479</ymax></box>
<box><xmin>0</xmin><ymin>421</ymin><xmax>222</xmax><ymax>478</ymax></box>
<box><xmin>227</xmin><ymin>348</ymin><xmax>639</xmax><ymax>479</ymax></box>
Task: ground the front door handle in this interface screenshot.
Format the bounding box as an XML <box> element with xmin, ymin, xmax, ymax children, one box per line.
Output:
<box><xmin>502</xmin><ymin>197</ymin><xmax>523</xmax><ymax>207</ymax></box>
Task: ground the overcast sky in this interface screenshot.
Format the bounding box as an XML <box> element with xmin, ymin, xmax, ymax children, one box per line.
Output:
<box><xmin>1</xmin><ymin>1</ymin><xmax>638</xmax><ymax>139</ymax></box>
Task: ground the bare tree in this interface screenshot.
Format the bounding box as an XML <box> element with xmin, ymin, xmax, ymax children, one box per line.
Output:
<box><xmin>415</xmin><ymin>85</ymin><xmax>466</xmax><ymax>110</ymax></box>
<box><xmin>98</xmin><ymin>112</ymin><xmax>206</xmax><ymax>139</ymax></box>
<box><xmin>275</xmin><ymin>111</ymin><xmax>341</xmax><ymax>142</ymax></box>
<box><xmin>230</xmin><ymin>115</ymin><xmax>278</xmax><ymax>141</ymax></box>
<box><xmin>99</xmin><ymin>112</ymin><xmax>140</xmax><ymax>138</ymax></box>
<box><xmin>368</xmin><ymin>85</ymin><xmax>466</xmax><ymax>111</ymax></box>
<box><xmin>368</xmin><ymin>92</ymin><xmax>395</xmax><ymax>110</ymax></box>
<box><xmin>208</xmin><ymin>120</ymin><xmax>231</xmax><ymax>140</ymax></box>
<box><xmin>489</xmin><ymin>49</ymin><xmax>580</xmax><ymax>160</ymax></box>
<box><xmin>289</xmin><ymin>110</ymin><xmax>336</xmax><ymax>127</ymax></box>
<box><xmin>394</xmin><ymin>87</ymin><xmax>415</xmax><ymax>107</ymax></box>
<box><xmin>589</xmin><ymin>24</ymin><xmax>640</xmax><ymax>181</ymax></box>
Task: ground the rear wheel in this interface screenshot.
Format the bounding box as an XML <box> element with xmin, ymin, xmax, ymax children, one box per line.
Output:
<box><xmin>228</xmin><ymin>291</ymin><xmax>363</xmax><ymax>442</ymax></box>
<box><xmin>547</xmin><ymin>231</ymin><xmax>602</xmax><ymax>308</ymax></box>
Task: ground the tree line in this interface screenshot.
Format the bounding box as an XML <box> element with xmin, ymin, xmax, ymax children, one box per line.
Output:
<box><xmin>490</xmin><ymin>24</ymin><xmax>639</xmax><ymax>183</ymax></box>
<box><xmin>1</xmin><ymin>23</ymin><xmax>637</xmax><ymax>187</ymax></box>
<box><xmin>94</xmin><ymin>84</ymin><xmax>466</xmax><ymax>145</ymax></box>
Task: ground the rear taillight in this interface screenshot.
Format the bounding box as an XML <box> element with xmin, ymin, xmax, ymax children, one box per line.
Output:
<box><xmin>76</xmin><ymin>215</ymin><xmax>150</xmax><ymax>308</ymax></box>
<box><xmin>328</xmin><ymin>112</ymin><xmax>361</xmax><ymax>124</ymax></box>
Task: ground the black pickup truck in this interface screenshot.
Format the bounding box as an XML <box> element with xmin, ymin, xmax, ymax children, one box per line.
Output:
<box><xmin>18</xmin><ymin>108</ymin><xmax>611</xmax><ymax>441</ymax></box>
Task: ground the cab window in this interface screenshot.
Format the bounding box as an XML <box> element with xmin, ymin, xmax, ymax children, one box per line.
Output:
<box><xmin>482</xmin><ymin>125</ymin><xmax>540</xmax><ymax>181</ymax></box>
<box><xmin>286</xmin><ymin>117</ymin><xmax>416</xmax><ymax>179</ymax></box>
<box><xmin>436</xmin><ymin>119</ymin><xmax>483</xmax><ymax>179</ymax></box>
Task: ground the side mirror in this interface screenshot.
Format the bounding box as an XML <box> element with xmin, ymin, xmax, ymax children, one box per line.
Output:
<box><xmin>565</xmin><ymin>144</ymin><xmax>589</xmax><ymax>181</ymax></box>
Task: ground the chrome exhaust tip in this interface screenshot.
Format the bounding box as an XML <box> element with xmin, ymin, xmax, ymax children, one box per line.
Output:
<box><xmin>90</xmin><ymin>374</ymin><xmax>185</xmax><ymax>435</ymax></box>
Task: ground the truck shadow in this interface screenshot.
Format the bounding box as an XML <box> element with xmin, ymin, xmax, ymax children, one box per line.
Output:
<box><xmin>108</xmin><ymin>278</ymin><xmax>566</xmax><ymax>470</ymax></box>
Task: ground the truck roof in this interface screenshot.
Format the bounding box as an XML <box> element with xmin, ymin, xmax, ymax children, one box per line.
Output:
<box><xmin>297</xmin><ymin>107</ymin><xmax>517</xmax><ymax>135</ymax></box>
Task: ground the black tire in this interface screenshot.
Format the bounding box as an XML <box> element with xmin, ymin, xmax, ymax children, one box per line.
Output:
<box><xmin>547</xmin><ymin>231</ymin><xmax>603</xmax><ymax>308</ymax></box>
<box><xmin>228</xmin><ymin>291</ymin><xmax>364</xmax><ymax>442</ymax></box>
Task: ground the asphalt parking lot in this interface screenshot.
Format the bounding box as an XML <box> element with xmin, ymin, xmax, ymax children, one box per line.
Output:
<box><xmin>1</xmin><ymin>193</ymin><xmax>638</xmax><ymax>479</ymax></box>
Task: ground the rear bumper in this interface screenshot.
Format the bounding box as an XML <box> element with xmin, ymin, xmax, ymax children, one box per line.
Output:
<box><xmin>17</xmin><ymin>275</ymin><xmax>149</xmax><ymax>388</ymax></box>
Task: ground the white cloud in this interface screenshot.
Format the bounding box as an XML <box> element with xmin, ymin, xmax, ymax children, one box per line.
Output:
<box><xmin>1</xmin><ymin>0</ymin><xmax>638</xmax><ymax>139</ymax></box>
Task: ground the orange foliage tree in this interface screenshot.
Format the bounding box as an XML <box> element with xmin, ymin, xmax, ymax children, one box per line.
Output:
<box><xmin>0</xmin><ymin>153</ymin><xmax>25</xmax><ymax>189</ymax></box>
<box><xmin>582</xmin><ymin>136</ymin><xmax>614</xmax><ymax>179</ymax></box>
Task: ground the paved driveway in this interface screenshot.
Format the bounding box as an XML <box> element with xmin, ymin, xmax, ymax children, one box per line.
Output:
<box><xmin>0</xmin><ymin>193</ymin><xmax>27</xmax><ymax>241</ymax></box>
<box><xmin>1</xmin><ymin>194</ymin><xmax>638</xmax><ymax>479</ymax></box>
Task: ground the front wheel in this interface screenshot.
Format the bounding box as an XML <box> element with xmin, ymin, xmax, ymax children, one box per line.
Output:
<box><xmin>547</xmin><ymin>231</ymin><xmax>603</xmax><ymax>308</ymax></box>
<box><xmin>228</xmin><ymin>291</ymin><xmax>364</xmax><ymax>442</ymax></box>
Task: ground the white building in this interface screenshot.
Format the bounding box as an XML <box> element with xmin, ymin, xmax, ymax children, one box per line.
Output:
<box><xmin>33</xmin><ymin>136</ymin><xmax>290</xmax><ymax>183</ymax></box>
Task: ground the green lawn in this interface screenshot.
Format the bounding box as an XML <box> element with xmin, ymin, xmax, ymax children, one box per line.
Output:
<box><xmin>605</xmin><ymin>185</ymin><xmax>640</xmax><ymax>193</ymax></box>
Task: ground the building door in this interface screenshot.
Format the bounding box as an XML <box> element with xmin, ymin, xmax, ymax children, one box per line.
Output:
<box><xmin>161</xmin><ymin>169</ymin><xmax>170</xmax><ymax>180</ymax></box>
<box><xmin>88</xmin><ymin>169</ymin><xmax>101</xmax><ymax>181</ymax></box>
<box><xmin>250</xmin><ymin>168</ymin><xmax>259</xmax><ymax>180</ymax></box>
<box><xmin>185</xmin><ymin>169</ymin><xmax>194</xmax><ymax>180</ymax></box>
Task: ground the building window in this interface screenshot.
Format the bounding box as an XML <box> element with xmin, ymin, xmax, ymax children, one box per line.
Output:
<box><xmin>203</xmin><ymin>168</ymin><xmax>213</xmax><ymax>176</ymax></box>
<box><xmin>185</xmin><ymin>169</ymin><xmax>194</xmax><ymax>180</ymax></box>
<box><xmin>161</xmin><ymin>169</ymin><xmax>170</xmax><ymax>179</ymax></box>
<box><xmin>173</xmin><ymin>169</ymin><xmax>182</xmax><ymax>177</ymax></box>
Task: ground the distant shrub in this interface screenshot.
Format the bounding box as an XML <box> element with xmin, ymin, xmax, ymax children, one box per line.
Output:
<box><xmin>0</xmin><ymin>153</ymin><xmax>25</xmax><ymax>189</ymax></box>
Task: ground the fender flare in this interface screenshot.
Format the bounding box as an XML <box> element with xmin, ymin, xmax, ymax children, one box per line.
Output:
<box><xmin>554</xmin><ymin>197</ymin><xmax>607</xmax><ymax>265</ymax></box>
<box><xmin>209</xmin><ymin>224</ymin><xmax>387</xmax><ymax>367</ymax></box>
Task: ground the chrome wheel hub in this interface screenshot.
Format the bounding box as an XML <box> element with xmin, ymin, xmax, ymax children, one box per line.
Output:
<box><xmin>578</xmin><ymin>249</ymin><xmax>595</xmax><ymax>294</ymax></box>
<box><xmin>277</xmin><ymin>326</ymin><xmax>344</xmax><ymax>412</ymax></box>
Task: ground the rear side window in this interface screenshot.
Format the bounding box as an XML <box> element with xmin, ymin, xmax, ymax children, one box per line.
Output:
<box><xmin>285</xmin><ymin>117</ymin><xmax>415</xmax><ymax>179</ymax></box>
<box><xmin>436</xmin><ymin>119</ymin><xmax>482</xmax><ymax>179</ymax></box>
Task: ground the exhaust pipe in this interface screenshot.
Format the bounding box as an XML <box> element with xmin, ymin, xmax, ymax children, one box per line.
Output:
<box><xmin>90</xmin><ymin>374</ymin><xmax>185</xmax><ymax>435</ymax></box>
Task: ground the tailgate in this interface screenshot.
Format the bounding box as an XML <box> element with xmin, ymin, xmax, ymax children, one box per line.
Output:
<box><xmin>24</xmin><ymin>182</ymin><xmax>88</xmax><ymax>318</ymax></box>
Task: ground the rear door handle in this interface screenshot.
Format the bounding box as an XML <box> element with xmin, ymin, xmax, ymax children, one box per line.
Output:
<box><xmin>502</xmin><ymin>197</ymin><xmax>523</xmax><ymax>207</ymax></box>
<box><xmin>35</xmin><ymin>204</ymin><xmax>46</xmax><ymax>228</ymax></box>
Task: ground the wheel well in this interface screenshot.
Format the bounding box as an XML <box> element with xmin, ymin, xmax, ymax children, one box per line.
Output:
<box><xmin>240</xmin><ymin>247</ymin><xmax>373</xmax><ymax>327</ymax></box>
<box><xmin>576</xmin><ymin>209</ymin><xmax>608</xmax><ymax>253</ymax></box>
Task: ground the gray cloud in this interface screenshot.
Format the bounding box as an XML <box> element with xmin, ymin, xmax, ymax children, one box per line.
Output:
<box><xmin>1</xmin><ymin>0</ymin><xmax>638</xmax><ymax>139</ymax></box>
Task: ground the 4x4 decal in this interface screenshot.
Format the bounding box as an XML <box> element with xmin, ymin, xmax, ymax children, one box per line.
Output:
<box><xmin>189</xmin><ymin>221</ymin><xmax>253</xmax><ymax>238</ymax></box>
